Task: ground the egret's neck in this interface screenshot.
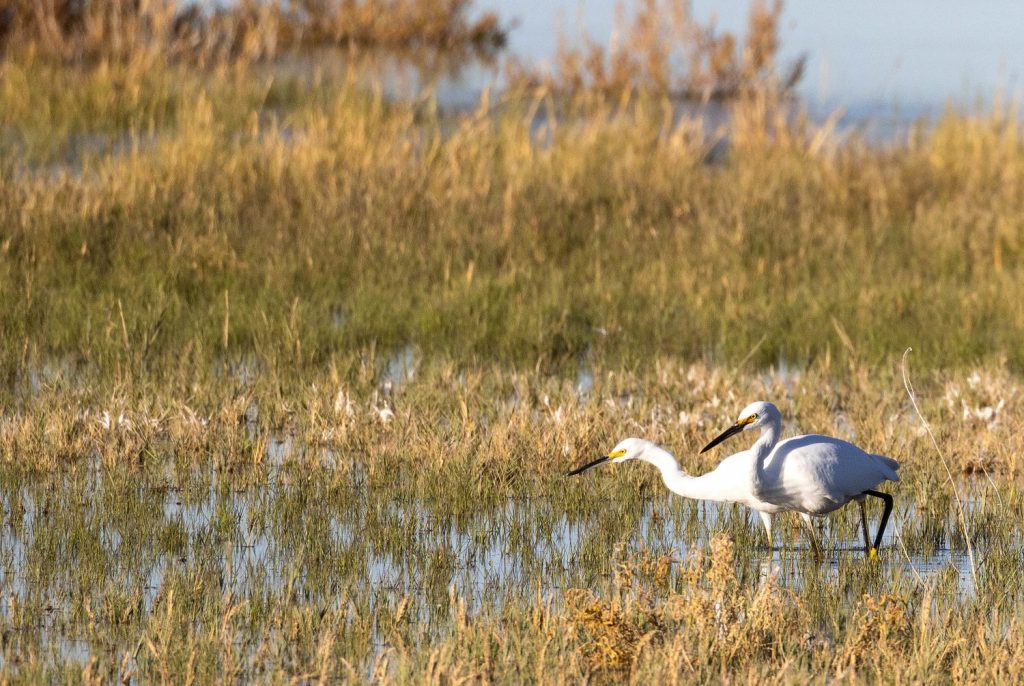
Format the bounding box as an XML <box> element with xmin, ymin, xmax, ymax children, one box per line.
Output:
<box><xmin>751</xmin><ymin>417</ymin><xmax>781</xmax><ymax>482</ymax></box>
<box><xmin>638</xmin><ymin>446</ymin><xmax>737</xmax><ymax>503</ymax></box>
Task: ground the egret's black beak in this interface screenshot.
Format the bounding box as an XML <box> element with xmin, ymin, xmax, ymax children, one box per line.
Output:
<box><xmin>566</xmin><ymin>455</ymin><xmax>610</xmax><ymax>477</ymax></box>
<box><xmin>700</xmin><ymin>423</ymin><xmax>745</xmax><ymax>454</ymax></box>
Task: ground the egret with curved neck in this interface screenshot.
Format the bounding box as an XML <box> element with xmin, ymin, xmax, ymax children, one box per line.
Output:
<box><xmin>568</xmin><ymin>401</ymin><xmax>900</xmax><ymax>559</ymax></box>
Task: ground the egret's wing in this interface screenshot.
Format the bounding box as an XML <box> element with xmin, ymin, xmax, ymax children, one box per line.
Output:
<box><xmin>761</xmin><ymin>435</ymin><xmax>899</xmax><ymax>512</ymax></box>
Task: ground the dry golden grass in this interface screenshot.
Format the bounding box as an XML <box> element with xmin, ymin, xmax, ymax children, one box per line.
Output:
<box><xmin>506</xmin><ymin>0</ymin><xmax>804</xmax><ymax>99</ymax></box>
<box><xmin>0</xmin><ymin>0</ymin><xmax>506</xmax><ymax>64</ymax></box>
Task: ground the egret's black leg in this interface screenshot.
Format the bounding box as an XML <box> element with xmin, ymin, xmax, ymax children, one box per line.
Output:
<box><xmin>864</xmin><ymin>489</ymin><xmax>894</xmax><ymax>555</ymax></box>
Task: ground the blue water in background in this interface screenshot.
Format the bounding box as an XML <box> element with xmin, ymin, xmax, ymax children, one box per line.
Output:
<box><xmin>473</xmin><ymin>0</ymin><xmax>1024</xmax><ymax>121</ymax></box>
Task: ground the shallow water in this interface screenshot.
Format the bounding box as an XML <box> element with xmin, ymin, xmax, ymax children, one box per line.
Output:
<box><xmin>0</xmin><ymin>461</ymin><xmax>1012</xmax><ymax>683</ymax></box>
<box><xmin>0</xmin><ymin>455</ymin><xmax>991</xmax><ymax>643</ymax></box>
<box><xmin>476</xmin><ymin>0</ymin><xmax>1024</xmax><ymax>122</ymax></box>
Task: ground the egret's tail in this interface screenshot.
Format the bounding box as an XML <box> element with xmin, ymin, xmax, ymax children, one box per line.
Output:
<box><xmin>873</xmin><ymin>454</ymin><xmax>901</xmax><ymax>482</ymax></box>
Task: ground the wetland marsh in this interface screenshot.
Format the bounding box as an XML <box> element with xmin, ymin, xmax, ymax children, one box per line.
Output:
<box><xmin>5</xmin><ymin>353</ymin><xmax>1024</xmax><ymax>682</ymax></box>
<box><xmin>2</xmin><ymin>1</ymin><xmax>1024</xmax><ymax>682</ymax></box>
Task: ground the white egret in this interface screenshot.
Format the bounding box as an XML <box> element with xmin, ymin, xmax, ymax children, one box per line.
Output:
<box><xmin>567</xmin><ymin>401</ymin><xmax>899</xmax><ymax>559</ymax></box>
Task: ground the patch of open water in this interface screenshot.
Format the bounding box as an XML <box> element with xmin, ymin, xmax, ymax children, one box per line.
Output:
<box><xmin>0</xmin><ymin>461</ymin><xmax>1010</xmax><ymax>676</ymax></box>
<box><xmin>0</xmin><ymin>458</ymin><xmax>996</xmax><ymax>629</ymax></box>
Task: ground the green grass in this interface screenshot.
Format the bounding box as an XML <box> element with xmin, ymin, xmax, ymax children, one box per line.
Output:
<box><xmin>3</xmin><ymin>67</ymin><xmax>1024</xmax><ymax>388</ymax></box>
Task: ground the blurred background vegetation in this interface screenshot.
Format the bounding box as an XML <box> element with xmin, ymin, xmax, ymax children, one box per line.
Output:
<box><xmin>1</xmin><ymin>0</ymin><xmax>1022</xmax><ymax>401</ymax></box>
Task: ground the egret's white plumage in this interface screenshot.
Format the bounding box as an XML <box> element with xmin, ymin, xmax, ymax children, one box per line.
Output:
<box><xmin>567</xmin><ymin>400</ymin><xmax>900</xmax><ymax>558</ymax></box>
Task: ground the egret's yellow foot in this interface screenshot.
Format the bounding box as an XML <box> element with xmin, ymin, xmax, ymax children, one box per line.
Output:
<box><xmin>869</xmin><ymin>547</ymin><xmax>878</xmax><ymax>560</ymax></box>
